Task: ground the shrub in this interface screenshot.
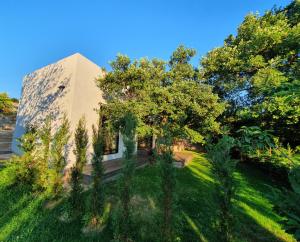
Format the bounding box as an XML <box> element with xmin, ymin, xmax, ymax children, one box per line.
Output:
<box><xmin>69</xmin><ymin>117</ymin><xmax>88</xmax><ymax>217</ymax></box>
<box><xmin>36</xmin><ymin>116</ymin><xmax>52</xmax><ymax>190</ymax></box>
<box><xmin>69</xmin><ymin>166</ymin><xmax>85</xmax><ymax>217</ymax></box>
<box><xmin>236</xmin><ymin>126</ymin><xmax>297</xmax><ymax>180</ymax></box>
<box><xmin>8</xmin><ymin>115</ymin><xmax>71</xmax><ymax>194</ymax></box>
<box><xmin>50</xmin><ymin>114</ymin><xmax>70</xmax><ymax>196</ymax></box>
<box><xmin>237</xmin><ymin>126</ymin><xmax>274</xmax><ymax>160</ymax></box>
<box><xmin>9</xmin><ymin>153</ymin><xmax>38</xmax><ymax>187</ymax></box>
<box><xmin>207</xmin><ymin>135</ymin><xmax>237</xmax><ymax>242</ymax></box>
<box><xmin>113</xmin><ymin>112</ymin><xmax>137</xmax><ymax>242</ymax></box>
<box><xmin>10</xmin><ymin>126</ymin><xmax>39</xmax><ymax>187</ymax></box>
<box><xmin>82</xmin><ymin>112</ymin><xmax>107</xmax><ymax>233</ymax></box>
<box><xmin>90</xmin><ymin>114</ymin><xmax>105</xmax><ymax>223</ymax></box>
<box><xmin>153</xmin><ymin>125</ymin><xmax>177</xmax><ymax>242</ymax></box>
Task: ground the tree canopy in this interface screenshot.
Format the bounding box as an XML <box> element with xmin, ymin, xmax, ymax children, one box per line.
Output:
<box><xmin>98</xmin><ymin>46</ymin><xmax>225</xmax><ymax>143</ymax></box>
<box><xmin>200</xmin><ymin>0</ymin><xmax>300</xmax><ymax>146</ymax></box>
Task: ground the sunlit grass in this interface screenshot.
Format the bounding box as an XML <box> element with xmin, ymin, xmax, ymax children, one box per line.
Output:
<box><xmin>0</xmin><ymin>153</ymin><xmax>296</xmax><ymax>241</ymax></box>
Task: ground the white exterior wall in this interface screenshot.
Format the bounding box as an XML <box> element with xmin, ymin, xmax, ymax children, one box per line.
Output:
<box><xmin>12</xmin><ymin>53</ymin><xmax>126</xmax><ymax>167</ymax></box>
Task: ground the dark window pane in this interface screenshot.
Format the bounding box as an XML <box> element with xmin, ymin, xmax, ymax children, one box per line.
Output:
<box><xmin>103</xmin><ymin>130</ymin><xmax>119</xmax><ymax>155</ymax></box>
<box><xmin>137</xmin><ymin>135</ymin><xmax>152</xmax><ymax>150</ymax></box>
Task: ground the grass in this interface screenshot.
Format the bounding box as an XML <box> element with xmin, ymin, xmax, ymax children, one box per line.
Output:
<box><xmin>0</xmin><ymin>152</ymin><xmax>296</xmax><ymax>242</ymax></box>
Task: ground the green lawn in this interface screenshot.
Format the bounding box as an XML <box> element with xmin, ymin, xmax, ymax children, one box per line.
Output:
<box><xmin>0</xmin><ymin>153</ymin><xmax>296</xmax><ymax>242</ymax></box>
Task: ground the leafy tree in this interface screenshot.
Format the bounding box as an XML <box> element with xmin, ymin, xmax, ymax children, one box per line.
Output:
<box><xmin>114</xmin><ymin>112</ymin><xmax>137</xmax><ymax>242</ymax></box>
<box><xmin>51</xmin><ymin>114</ymin><xmax>70</xmax><ymax>196</ymax></box>
<box><xmin>69</xmin><ymin>117</ymin><xmax>88</xmax><ymax>216</ymax></box>
<box><xmin>207</xmin><ymin>136</ymin><xmax>237</xmax><ymax>242</ymax></box>
<box><xmin>99</xmin><ymin>46</ymin><xmax>225</xmax><ymax>242</ymax></box>
<box><xmin>200</xmin><ymin>1</ymin><xmax>300</xmax><ymax>146</ymax></box>
<box><xmin>98</xmin><ymin>46</ymin><xmax>225</xmax><ymax>144</ymax></box>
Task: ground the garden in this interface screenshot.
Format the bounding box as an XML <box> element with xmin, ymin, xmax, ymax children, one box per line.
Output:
<box><xmin>0</xmin><ymin>1</ymin><xmax>300</xmax><ymax>241</ymax></box>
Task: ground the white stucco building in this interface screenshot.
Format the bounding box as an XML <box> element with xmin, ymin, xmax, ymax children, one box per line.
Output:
<box><xmin>12</xmin><ymin>53</ymin><xmax>127</xmax><ymax>167</ymax></box>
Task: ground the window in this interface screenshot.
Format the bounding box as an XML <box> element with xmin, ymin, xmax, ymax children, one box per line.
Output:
<box><xmin>103</xmin><ymin>129</ymin><xmax>119</xmax><ymax>155</ymax></box>
<box><xmin>137</xmin><ymin>135</ymin><xmax>152</xmax><ymax>150</ymax></box>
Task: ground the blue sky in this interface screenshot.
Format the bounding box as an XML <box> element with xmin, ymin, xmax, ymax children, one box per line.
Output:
<box><xmin>0</xmin><ymin>0</ymin><xmax>291</xmax><ymax>98</ymax></box>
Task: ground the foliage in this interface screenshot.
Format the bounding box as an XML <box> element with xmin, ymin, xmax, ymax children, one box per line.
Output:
<box><xmin>50</xmin><ymin>114</ymin><xmax>70</xmax><ymax>196</ymax></box>
<box><xmin>17</xmin><ymin>125</ymin><xmax>37</xmax><ymax>153</ymax></box>
<box><xmin>73</xmin><ymin>117</ymin><xmax>89</xmax><ymax>171</ymax></box>
<box><xmin>236</xmin><ymin>126</ymin><xmax>299</xmax><ymax>178</ymax></box>
<box><xmin>207</xmin><ymin>136</ymin><xmax>237</xmax><ymax>242</ymax></box>
<box><xmin>289</xmin><ymin>164</ymin><xmax>300</xmax><ymax>194</ymax></box>
<box><xmin>8</xmin><ymin>116</ymin><xmax>72</xmax><ymax>193</ymax></box>
<box><xmin>36</xmin><ymin>116</ymin><xmax>52</xmax><ymax>190</ymax></box>
<box><xmin>69</xmin><ymin>117</ymin><xmax>88</xmax><ymax>217</ymax></box>
<box><xmin>113</xmin><ymin>112</ymin><xmax>137</xmax><ymax>242</ymax></box>
<box><xmin>237</xmin><ymin>126</ymin><xmax>274</xmax><ymax>158</ymax></box>
<box><xmin>98</xmin><ymin>45</ymin><xmax>225</xmax><ymax>144</ymax></box>
<box><xmin>200</xmin><ymin>1</ymin><xmax>300</xmax><ymax>146</ymax></box>
<box><xmin>98</xmin><ymin>47</ymin><xmax>225</xmax><ymax>242</ymax></box>
<box><xmin>258</xmin><ymin>145</ymin><xmax>296</xmax><ymax>172</ymax></box>
<box><xmin>0</xmin><ymin>92</ymin><xmax>15</xmax><ymax>114</ymax></box>
<box><xmin>9</xmin><ymin>153</ymin><xmax>38</xmax><ymax>188</ymax></box>
<box><xmin>89</xmin><ymin>111</ymin><xmax>105</xmax><ymax>222</ymax></box>
<box><xmin>10</xmin><ymin>126</ymin><xmax>39</xmax><ymax>187</ymax></box>
<box><xmin>274</xmin><ymin>164</ymin><xmax>300</xmax><ymax>240</ymax></box>
<box><xmin>0</xmin><ymin>153</ymin><xmax>296</xmax><ymax>242</ymax></box>
<box><xmin>155</xmin><ymin>126</ymin><xmax>177</xmax><ymax>242</ymax></box>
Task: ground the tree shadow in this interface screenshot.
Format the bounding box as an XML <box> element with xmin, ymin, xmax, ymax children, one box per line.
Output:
<box><xmin>13</xmin><ymin>62</ymin><xmax>71</xmax><ymax>154</ymax></box>
<box><xmin>0</xmin><ymin>154</ymin><xmax>295</xmax><ymax>242</ymax></box>
<box><xmin>234</xmin><ymin>204</ymin><xmax>293</xmax><ymax>242</ymax></box>
<box><xmin>233</xmin><ymin>163</ymin><xmax>296</xmax><ymax>242</ymax></box>
<box><xmin>175</xmin><ymin>157</ymin><xmax>218</xmax><ymax>242</ymax></box>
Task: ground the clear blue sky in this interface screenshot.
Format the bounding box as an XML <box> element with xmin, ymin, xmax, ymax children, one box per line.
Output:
<box><xmin>0</xmin><ymin>0</ymin><xmax>292</xmax><ymax>98</ymax></box>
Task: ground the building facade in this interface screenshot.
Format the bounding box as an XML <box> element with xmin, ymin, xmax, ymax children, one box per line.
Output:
<box><xmin>12</xmin><ymin>53</ymin><xmax>127</xmax><ymax>167</ymax></box>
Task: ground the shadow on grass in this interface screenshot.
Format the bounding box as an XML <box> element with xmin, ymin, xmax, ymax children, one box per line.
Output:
<box><xmin>0</xmin><ymin>190</ymin><xmax>113</xmax><ymax>242</ymax></box>
<box><xmin>175</xmin><ymin>157</ymin><xmax>217</xmax><ymax>242</ymax></box>
<box><xmin>234</xmin><ymin>163</ymin><xmax>296</xmax><ymax>242</ymax></box>
<box><xmin>0</xmin><ymin>154</ymin><xmax>296</xmax><ymax>242</ymax></box>
<box><xmin>176</xmin><ymin>154</ymin><xmax>295</xmax><ymax>242</ymax></box>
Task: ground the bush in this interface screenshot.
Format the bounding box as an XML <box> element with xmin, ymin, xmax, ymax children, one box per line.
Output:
<box><xmin>8</xmin><ymin>115</ymin><xmax>71</xmax><ymax>194</ymax></box>
<box><xmin>207</xmin><ymin>135</ymin><xmax>237</xmax><ymax>242</ymax></box>
<box><xmin>158</xmin><ymin>146</ymin><xmax>176</xmax><ymax>242</ymax></box>
<box><xmin>9</xmin><ymin>153</ymin><xmax>39</xmax><ymax>188</ymax></box>
<box><xmin>88</xmin><ymin>114</ymin><xmax>105</xmax><ymax>226</ymax></box>
<box><xmin>237</xmin><ymin>126</ymin><xmax>298</xmax><ymax>181</ymax></box>
<box><xmin>155</xmin><ymin>126</ymin><xmax>177</xmax><ymax>242</ymax></box>
<box><xmin>50</xmin><ymin>114</ymin><xmax>70</xmax><ymax>196</ymax></box>
<box><xmin>9</xmin><ymin>126</ymin><xmax>39</xmax><ymax>188</ymax></box>
<box><xmin>69</xmin><ymin>166</ymin><xmax>85</xmax><ymax>217</ymax></box>
<box><xmin>69</xmin><ymin>117</ymin><xmax>88</xmax><ymax>217</ymax></box>
<box><xmin>36</xmin><ymin>116</ymin><xmax>52</xmax><ymax>190</ymax></box>
<box><xmin>237</xmin><ymin>126</ymin><xmax>274</xmax><ymax>160</ymax></box>
<box><xmin>113</xmin><ymin>112</ymin><xmax>137</xmax><ymax>242</ymax></box>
